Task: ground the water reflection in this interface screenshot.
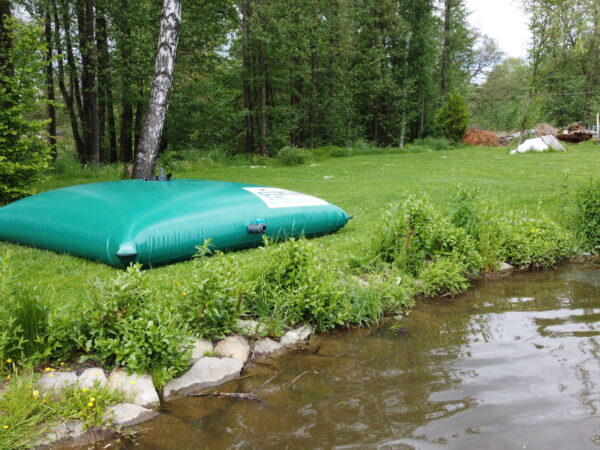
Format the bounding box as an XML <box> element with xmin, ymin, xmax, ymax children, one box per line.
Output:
<box><xmin>98</xmin><ymin>263</ymin><xmax>600</xmax><ymax>449</ymax></box>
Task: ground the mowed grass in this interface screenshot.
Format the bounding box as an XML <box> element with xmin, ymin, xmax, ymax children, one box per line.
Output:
<box><xmin>2</xmin><ymin>142</ymin><xmax>600</xmax><ymax>308</ymax></box>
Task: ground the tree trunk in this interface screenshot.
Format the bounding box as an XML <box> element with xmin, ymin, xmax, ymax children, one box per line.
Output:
<box><xmin>119</xmin><ymin>100</ymin><xmax>133</xmax><ymax>162</ymax></box>
<box><xmin>44</xmin><ymin>5</ymin><xmax>57</xmax><ymax>160</ymax></box>
<box><xmin>257</xmin><ymin>0</ymin><xmax>268</xmax><ymax>157</ymax></box>
<box><xmin>290</xmin><ymin>55</ymin><xmax>302</xmax><ymax>147</ymax></box>
<box><xmin>84</xmin><ymin>0</ymin><xmax>100</xmax><ymax>164</ymax></box>
<box><xmin>440</xmin><ymin>0</ymin><xmax>452</xmax><ymax>98</ymax></box>
<box><xmin>134</xmin><ymin>83</ymin><xmax>145</xmax><ymax>150</ymax></box>
<box><xmin>133</xmin><ymin>0</ymin><xmax>181</xmax><ymax>179</ymax></box>
<box><xmin>53</xmin><ymin>0</ymin><xmax>85</xmax><ymax>161</ymax></box>
<box><xmin>60</xmin><ymin>0</ymin><xmax>85</xmax><ymax>154</ymax></box>
<box><xmin>241</xmin><ymin>0</ymin><xmax>254</xmax><ymax>154</ymax></box>
<box><xmin>95</xmin><ymin>5</ymin><xmax>117</xmax><ymax>162</ymax></box>
<box><xmin>418</xmin><ymin>92</ymin><xmax>425</xmax><ymax>139</ymax></box>
<box><xmin>309</xmin><ymin>46</ymin><xmax>317</xmax><ymax>148</ymax></box>
<box><xmin>582</xmin><ymin>4</ymin><xmax>599</xmax><ymax>124</ymax></box>
<box><xmin>118</xmin><ymin>4</ymin><xmax>133</xmax><ymax>163</ymax></box>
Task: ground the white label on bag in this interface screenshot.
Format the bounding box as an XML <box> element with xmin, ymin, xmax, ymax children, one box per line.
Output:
<box><xmin>243</xmin><ymin>187</ymin><xmax>328</xmax><ymax>208</ymax></box>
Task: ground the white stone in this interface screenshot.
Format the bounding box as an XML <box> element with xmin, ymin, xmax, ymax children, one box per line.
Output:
<box><xmin>107</xmin><ymin>370</ymin><xmax>160</xmax><ymax>409</ymax></box>
<box><xmin>104</xmin><ymin>403</ymin><xmax>158</xmax><ymax>428</ymax></box>
<box><xmin>253</xmin><ymin>338</ymin><xmax>284</xmax><ymax>355</ymax></box>
<box><xmin>78</xmin><ymin>368</ymin><xmax>107</xmax><ymax>389</ymax></box>
<box><xmin>44</xmin><ymin>420</ymin><xmax>86</xmax><ymax>445</ymax></box>
<box><xmin>213</xmin><ymin>335</ymin><xmax>250</xmax><ymax>361</ymax></box>
<box><xmin>280</xmin><ymin>325</ymin><xmax>314</xmax><ymax>347</ymax></box>
<box><xmin>511</xmin><ymin>135</ymin><xmax>566</xmax><ymax>154</ymax></box>
<box><xmin>162</xmin><ymin>357</ymin><xmax>243</xmax><ymax>401</ymax></box>
<box><xmin>37</xmin><ymin>371</ymin><xmax>78</xmax><ymax>391</ymax></box>
<box><xmin>235</xmin><ymin>319</ymin><xmax>267</xmax><ymax>336</ymax></box>
<box><xmin>190</xmin><ymin>337</ymin><xmax>214</xmax><ymax>363</ymax></box>
<box><xmin>497</xmin><ymin>262</ymin><xmax>515</xmax><ymax>273</ymax></box>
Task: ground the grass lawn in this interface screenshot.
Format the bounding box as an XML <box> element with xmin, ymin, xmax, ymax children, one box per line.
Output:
<box><xmin>1</xmin><ymin>141</ymin><xmax>600</xmax><ymax>305</ymax></box>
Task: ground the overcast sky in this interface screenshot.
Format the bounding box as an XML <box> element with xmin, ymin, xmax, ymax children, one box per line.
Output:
<box><xmin>465</xmin><ymin>0</ymin><xmax>531</xmax><ymax>59</ymax></box>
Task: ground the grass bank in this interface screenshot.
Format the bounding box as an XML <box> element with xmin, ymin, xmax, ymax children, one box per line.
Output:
<box><xmin>6</xmin><ymin>141</ymin><xmax>599</xmax><ymax>294</ymax></box>
<box><xmin>1</xmin><ymin>140</ymin><xmax>600</xmax><ymax>446</ymax></box>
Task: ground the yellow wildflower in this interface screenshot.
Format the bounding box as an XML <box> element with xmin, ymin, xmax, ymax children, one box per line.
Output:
<box><xmin>48</xmin><ymin>374</ymin><xmax>54</xmax><ymax>378</ymax></box>
<box><xmin>89</xmin><ymin>397</ymin><xmax>96</xmax><ymax>402</ymax></box>
<box><xmin>3</xmin><ymin>425</ymin><xmax>8</xmax><ymax>429</ymax></box>
<box><xmin>82</xmin><ymin>388</ymin><xmax>88</xmax><ymax>392</ymax></box>
<box><xmin>130</xmin><ymin>380</ymin><xmax>136</xmax><ymax>385</ymax></box>
<box><xmin>32</xmin><ymin>390</ymin><xmax>39</xmax><ymax>398</ymax></box>
<box><xmin>5</xmin><ymin>375</ymin><xmax>10</xmax><ymax>380</ymax></box>
<box><xmin>5</xmin><ymin>358</ymin><xmax>11</xmax><ymax>363</ymax></box>
<box><xmin>60</xmin><ymin>362</ymin><xmax>65</xmax><ymax>366</ymax></box>
<box><xmin>87</xmin><ymin>402</ymin><xmax>94</xmax><ymax>407</ymax></box>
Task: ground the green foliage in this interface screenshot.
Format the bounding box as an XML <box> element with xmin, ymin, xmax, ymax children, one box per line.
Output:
<box><xmin>0</xmin><ymin>371</ymin><xmax>124</xmax><ymax>449</ymax></box>
<box><xmin>499</xmin><ymin>214</ymin><xmax>571</xmax><ymax>270</ymax></box>
<box><xmin>178</xmin><ymin>244</ymin><xmax>248</xmax><ymax>339</ymax></box>
<box><xmin>250</xmin><ymin>238</ymin><xmax>352</xmax><ymax>332</ymax></box>
<box><xmin>55</xmin><ymin>382</ymin><xmax>124</xmax><ymax>430</ymax></box>
<box><xmin>573</xmin><ymin>178</ymin><xmax>600</xmax><ymax>252</ymax></box>
<box><xmin>0</xmin><ymin>253</ymin><xmax>78</xmax><ymax>372</ymax></box>
<box><xmin>374</xmin><ymin>195</ymin><xmax>483</xmax><ymax>275</ymax></box>
<box><xmin>0</xmin><ymin>371</ymin><xmax>55</xmax><ymax>449</ymax></box>
<box><xmin>418</xmin><ymin>257</ymin><xmax>471</xmax><ymax>298</ymax></box>
<box><xmin>449</xmin><ymin>186</ymin><xmax>504</xmax><ymax>272</ymax></box>
<box><xmin>0</xmin><ymin>18</ymin><xmax>51</xmax><ymax>204</ymax></box>
<box><xmin>276</xmin><ymin>146</ymin><xmax>310</xmax><ymax>166</ymax></box>
<box><xmin>469</xmin><ymin>58</ymin><xmax>531</xmax><ymax>131</ymax></box>
<box><xmin>434</xmin><ymin>94</ymin><xmax>469</xmax><ymax>142</ymax></box>
<box><xmin>79</xmin><ymin>265</ymin><xmax>192</xmax><ymax>383</ymax></box>
<box><xmin>412</xmin><ymin>137</ymin><xmax>455</xmax><ymax>151</ymax></box>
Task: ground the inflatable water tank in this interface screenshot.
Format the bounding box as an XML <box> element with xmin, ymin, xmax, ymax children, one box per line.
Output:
<box><xmin>0</xmin><ymin>179</ymin><xmax>350</xmax><ymax>267</ymax></box>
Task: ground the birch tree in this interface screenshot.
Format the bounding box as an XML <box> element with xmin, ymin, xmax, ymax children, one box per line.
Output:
<box><xmin>133</xmin><ymin>0</ymin><xmax>181</xmax><ymax>179</ymax></box>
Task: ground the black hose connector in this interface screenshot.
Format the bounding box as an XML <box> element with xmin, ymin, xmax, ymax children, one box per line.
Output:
<box><xmin>144</xmin><ymin>168</ymin><xmax>172</xmax><ymax>181</ymax></box>
<box><xmin>248</xmin><ymin>223</ymin><xmax>267</xmax><ymax>234</ymax></box>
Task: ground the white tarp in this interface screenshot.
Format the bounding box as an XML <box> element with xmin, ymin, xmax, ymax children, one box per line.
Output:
<box><xmin>510</xmin><ymin>135</ymin><xmax>566</xmax><ymax>154</ymax></box>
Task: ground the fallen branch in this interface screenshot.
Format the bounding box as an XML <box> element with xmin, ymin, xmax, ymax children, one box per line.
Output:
<box><xmin>287</xmin><ymin>368</ymin><xmax>320</xmax><ymax>387</ymax></box>
<box><xmin>250</xmin><ymin>371</ymin><xmax>280</xmax><ymax>394</ymax></box>
<box><xmin>187</xmin><ymin>392</ymin><xmax>265</xmax><ymax>402</ymax></box>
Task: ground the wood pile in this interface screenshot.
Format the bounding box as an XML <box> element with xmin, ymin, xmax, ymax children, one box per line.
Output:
<box><xmin>556</xmin><ymin>122</ymin><xmax>593</xmax><ymax>143</ymax></box>
<box><xmin>463</xmin><ymin>128</ymin><xmax>501</xmax><ymax>146</ymax></box>
<box><xmin>535</xmin><ymin>123</ymin><xmax>558</xmax><ymax>137</ymax></box>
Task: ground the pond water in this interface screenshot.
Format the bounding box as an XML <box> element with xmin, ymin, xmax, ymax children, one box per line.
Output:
<box><xmin>114</xmin><ymin>262</ymin><xmax>600</xmax><ymax>449</ymax></box>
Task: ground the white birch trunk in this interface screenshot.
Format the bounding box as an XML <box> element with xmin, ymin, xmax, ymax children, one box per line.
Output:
<box><xmin>133</xmin><ymin>0</ymin><xmax>181</xmax><ymax>179</ymax></box>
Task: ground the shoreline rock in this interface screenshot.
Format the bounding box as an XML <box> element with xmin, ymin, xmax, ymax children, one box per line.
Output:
<box><xmin>37</xmin><ymin>324</ymin><xmax>316</xmax><ymax>447</ymax></box>
<box><xmin>107</xmin><ymin>370</ymin><xmax>160</xmax><ymax>409</ymax></box>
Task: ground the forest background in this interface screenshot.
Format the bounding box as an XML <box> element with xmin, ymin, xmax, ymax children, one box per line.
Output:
<box><xmin>2</xmin><ymin>0</ymin><xmax>600</xmax><ymax>168</ymax></box>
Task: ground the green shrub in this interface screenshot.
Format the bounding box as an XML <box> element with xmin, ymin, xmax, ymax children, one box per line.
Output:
<box><xmin>250</xmin><ymin>238</ymin><xmax>352</xmax><ymax>331</ymax></box>
<box><xmin>0</xmin><ymin>18</ymin><xmax>51</xmax><ymax>204</ymax></box>
<box><xmin>56</xmin><ymin>381</ymin><xmax>124</xmax><ymax>430</ymax></box>
<box><xmin>98</xmin><ymin>305</ymin><xmax>192</xmax><ymax>388</ymax></box>
<box><xmin>327</xmin><ymin>146</ymin><xmax>351</xmax><ymax>157</ymax></box>
<box><xmin>449</xmin><ymin>186</ymin><xmax>504</xmax><ymax>272</ymax></box>
<box><xmin>412</xmin><ymin>137</ymin><xmax>454</xmax><ymax>151</ymax></box>
<box><xmin>418</xmin><ymin>257</ymin><xmax>471</xmax><ymax>298</ymax></box>
<box><xmin>573</xmin><ymin>178</ymin><xmax>600</xmax><ymax>252</ymax></box>
<box><xmin>434</xmin><ymin>94</ymin><xmax>469</xmax><ymax>142</ymax></box>
<box><xmin>79</xmin><ymin>265</ymin><xmax>192</xmax><ymax>384</ymax></box>
<box><xmin>178</xmin><ymin>247</ymin><xmax>249</xmax><ymax>339</ymax></box>
<box><xmin>373</xmin><ymin>195</ymin><xmax>483</xmax><ymax>275</ymax></box>
<box><xmin>374</xmin><ymin>195</ymin><xmax>437</xmax><ymax>271</ymax></box>
<box><xmin>0</xmin><ymin>254</ymin><xmax>72</xmax><ymax>368</ymax></box>
<box><xmin>499</xmin><ymin>214</ymin><xmax>571</xmax><ymax>270</ymax></box>
<box><xmin>0</xmin><ymin>371</ymin><xmax>56</xmax><ymax>449</ymax></box>
<box><xmin>276</xmin><ymin>146</ymin><xmax>309</xmax><ymax>166</ymax></box>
